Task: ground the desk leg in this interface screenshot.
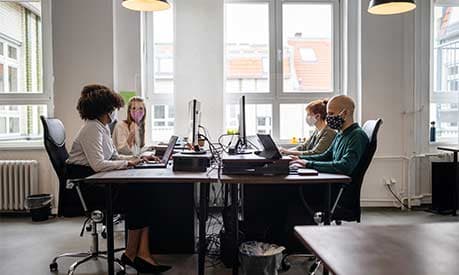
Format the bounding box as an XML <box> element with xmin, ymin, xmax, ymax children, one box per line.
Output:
<box><xmin>105</xmin><ymin>184</ymin><xmax>115</xmax><ymax>275</ymax></box>
<box><xmin>198</xmin><ymin>183</ymin><xmax>209</xmax><ymax>275</ymax></box>
<box><xmin>454</xmin><ymin>153</ymin><xmax>458</xmax><ymax>216</ymax></box>
<box><xmin>231</xmin><ymin>184</ymin><xmax>239</xmax><ymax>275</ymax></box>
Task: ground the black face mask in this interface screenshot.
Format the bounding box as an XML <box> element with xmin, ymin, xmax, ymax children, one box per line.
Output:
<box><xmin>326</xmin><ymin>111</ymin><xmax>345</xmax><ymax>130</ymax></box>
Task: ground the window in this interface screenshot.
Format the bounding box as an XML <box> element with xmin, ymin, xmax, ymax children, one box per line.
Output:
<box><xmin>224</xmin><ymin>0</ymin><xmax>340</xmax><ymax>141</ymax></box>
<box><xmin>143</xmin><ymin>2</ymin><xmax>175</xmax><ymax>142</ymax></box>
<box><xmin>431</xmin><ymin>1</ymin><xmax>459</xmax><ymax>144</ymax></box>
<box><xmin>0</xmin><ymin>1</ymin><xmax>50</xmax><ymax>144</ymax></box>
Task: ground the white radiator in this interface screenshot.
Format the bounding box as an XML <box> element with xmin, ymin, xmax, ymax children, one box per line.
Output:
<box><xmin>0</xmin><ymin>160</ymin><xmax>38</xmax><ymax>211</ymax></box>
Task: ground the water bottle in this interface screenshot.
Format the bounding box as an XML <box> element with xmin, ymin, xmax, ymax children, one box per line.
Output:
<box><xmin>430</xmin><ymin>121</ymin><xmax>436</xmax><ymax>142</ymax></box>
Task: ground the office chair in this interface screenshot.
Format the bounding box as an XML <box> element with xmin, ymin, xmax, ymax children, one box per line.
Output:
<box><xmin>40</xmin><ymin>116</ymin><xmax>125</xmax><ymax>275</ymax></box>
<box><xmin>303</xmin><ymin>119</ymin><xmax>383</xmax><ymax>275</ymax></box>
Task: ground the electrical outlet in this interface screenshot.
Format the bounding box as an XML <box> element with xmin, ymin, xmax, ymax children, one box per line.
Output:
<box><xmin>390</xmin><ymin>178</ymin><xmax>397</xmax><ymax>185</ymax></box>
<box><xmin>383</xmin><ymin>178</ymin><xmax>391</xmax><ymax>186</ymax></box>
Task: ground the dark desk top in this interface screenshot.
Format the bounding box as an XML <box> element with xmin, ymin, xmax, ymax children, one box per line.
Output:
<box><xmin>84</xmin><ymin>167</ymin><xmax>351</xmax><ymax>186</ymax></box>
<box><xmin>438</xmin><ymin>146</ymin><xmax>459</xmax><ymax>153</ymax></box>
<box><xmin>294</xmin><ymin>223</ymin><xmax>459</xmax><ymax>275</ymax></box>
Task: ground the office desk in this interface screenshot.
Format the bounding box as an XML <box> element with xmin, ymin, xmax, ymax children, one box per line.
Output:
<box><xmin>220</xmin><ymin>173</ymin><xmax>351</xmax><ymax>275</ymax></box>
<box><xmin>438</xmin><ymin>146</ymin><xmax>459</xmax><ymax>216</ymax></box>
<box><xmin>294</xmin><ymin>223</ymin><xmax>459</xmax><ymax>275</ymax></box>
<box><xmin>85</xmin><ymin>168</ymin><xmax>213</xmax><ymax>275</ymax></box>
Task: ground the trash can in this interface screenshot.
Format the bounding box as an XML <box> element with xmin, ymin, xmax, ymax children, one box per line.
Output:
<box><xmin>239</xmin><ymin>241</ymin><xmax>285</xmax><ymax>275</ymax></box>
<box><xmin>25</xmin><ymin>194</ymin><xmax>53</xmax><ymax>222</ymax></box>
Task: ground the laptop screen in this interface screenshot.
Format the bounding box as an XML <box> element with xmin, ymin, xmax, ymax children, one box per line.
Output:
<box><xmin>162</xmin><ymin>136</ymin><xmax>179</xmax><ymax>162</ymax></box>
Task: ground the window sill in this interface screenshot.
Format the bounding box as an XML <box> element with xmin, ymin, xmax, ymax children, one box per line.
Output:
<box><xmin>0</xmin><ymin>141</ymin><xmax>44</xmax><ymax>151</ymax></box>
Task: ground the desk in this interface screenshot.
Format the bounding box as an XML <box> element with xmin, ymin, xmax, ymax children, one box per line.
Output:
<box><xmin>85</xmin><ymin>168</ymin><xmax>351</xmax><ymax>275</ymax></box>
<box><xmin>85</xmin><ymin>168</ymin><xmax>213</xmax><ymax>275</ymax></box>
<box><xmin>220</xmin><ymin>173</ymin><xmax>351</xmax><ymax>275</ymax></box>
<box><xmin>438</xmin><ymin>146</ymin><xmax>459</xmax><ymax>216</ymax></box>
<box><xmin>294</xmin><ymin>223</ymin><xmax>459</xmax><ymax>275</ymax></box>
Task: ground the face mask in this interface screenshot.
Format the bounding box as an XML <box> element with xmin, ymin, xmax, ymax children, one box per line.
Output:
<box><xmin>306</xmin><ymin>115</ymin><xmax>318</xmax><ymax>127</ymax></box>
<box><xmin>108</xmin><ymin>111</ymin><xmax>117</xmax><ymax>123</ymax></box>
<box><xmin>130</xmin><ymin>110</ymin><xmax>145</xmax><ymax>123</ymax></box>
<box><xmin>326</xmin><ymin>110</ymin><xmax>345</xmax><ymax>130</ymax></box>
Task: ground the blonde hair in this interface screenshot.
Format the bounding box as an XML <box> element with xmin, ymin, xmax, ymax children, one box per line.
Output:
<box><xmin>125</xmin><ymin>96</ymin><xmax>146</xmax><ymax>148</ymax></box>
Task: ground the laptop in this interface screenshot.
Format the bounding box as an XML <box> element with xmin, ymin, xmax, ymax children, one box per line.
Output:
<box><xmin>134</xmin><ymin>135</ymin><xmax>179</xmax><ymax>169</ymax></box>
<box><xmin>255</xmin><ymin>134</ymin><xmax>282</xmax><ymax>160</ymax></box>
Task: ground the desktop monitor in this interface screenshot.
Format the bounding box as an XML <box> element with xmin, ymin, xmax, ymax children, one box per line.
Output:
<box><xmin>188</xmin><ymin>99</ymin><xmax>201</xmax><ymax>151</ymax></box>
<box><xmin>238</xmin><ymin>95</ymin><xmax>247</xmax><ymax>148</ymax></box>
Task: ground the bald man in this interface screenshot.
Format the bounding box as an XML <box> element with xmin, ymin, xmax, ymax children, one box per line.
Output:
<box><xmin>290</xmin><ymin>95</ymin><xmax>369</xmax><ymax>176</ymax></box>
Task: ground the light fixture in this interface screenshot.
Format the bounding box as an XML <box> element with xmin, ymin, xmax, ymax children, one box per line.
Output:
<box><xmin>122</xmin><ymin>0</ymin><xmax>170</xmax><ymax>12</ymax></box>
<box><xmin>368</xmin><ymin>0</ymin><xmax>416</xmax><ymax>15</ymax></box>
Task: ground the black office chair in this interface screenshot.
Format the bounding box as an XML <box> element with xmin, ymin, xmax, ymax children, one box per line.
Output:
<box><xmin>40</xmin><ymin>116</ymin><xmax>125</xmax><ymax>275</ymax></box>
<box><xmin>302</xmin><ymin>119</ymin><xmax>383</xmax><ymax>275</ymax></box>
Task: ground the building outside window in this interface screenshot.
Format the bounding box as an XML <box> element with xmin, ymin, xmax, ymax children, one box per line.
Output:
<box><xmin>0</xmin><ymin>1</ymin><xmax>48</xmax><ymax>143</ymax></box>
<box><xmin>224</xmin><ymin>0</ymin><xmax>340</xmax><ymax>142</ymax></box>
<box><xmin>432</xmin><ymin>2</ymin><xmax>459</xmax><ymax>144</ymax></box>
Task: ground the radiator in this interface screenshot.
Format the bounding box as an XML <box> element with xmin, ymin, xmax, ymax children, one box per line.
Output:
<box><xmin>0</xmin><ymin>160</ymin><xmax>38</xmax><ymax>211</ymax></box>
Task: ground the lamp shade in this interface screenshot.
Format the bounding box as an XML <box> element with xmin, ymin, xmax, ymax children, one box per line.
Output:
<box><xmin>122</xmin><ymin>0</ymin><xmax>170</xmax><ymax>12</ymax></box>
<box><xmin>368</xmin><ymin>0</ymin><xmax>416</xmax><ymax>15</ymax></box>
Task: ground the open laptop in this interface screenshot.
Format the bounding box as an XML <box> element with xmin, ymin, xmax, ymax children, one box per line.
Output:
<box><xmin>134</xmin><ymin>135</ymin><xmax>179</xmax><ymax>169</ymax></box>
<box><xmin>255</xmin><ymin>134</ymin><xmax>282</xmax><ymax>160</ymax></box>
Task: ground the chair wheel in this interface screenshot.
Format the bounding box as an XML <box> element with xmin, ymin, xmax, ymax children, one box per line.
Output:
<box><xmin>86</xmin><ymin>224</ymin><xmax>92</xmax><ymax>232</ymax></box>
<box><xmin>101</xmin><ymin>231</ymin><xmax>107</xmax><ymax>239</ymax></box>
<box><xmin>335</xmin><ymin>220</ymin><xmax>342</xmax><ymax>225</ymax></box>
<box><xmin>49</xmin><ymin>262</ymin><xmax>58</xmax><ymax>272</ymax></box>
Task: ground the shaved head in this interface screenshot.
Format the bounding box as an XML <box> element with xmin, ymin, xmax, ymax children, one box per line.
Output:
<box><xmin>327</xmin><ymin>95</ymin><xmax>355</xmax><ymax>129</ymax></box>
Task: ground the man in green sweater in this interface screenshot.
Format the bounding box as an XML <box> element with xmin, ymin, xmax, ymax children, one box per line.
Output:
<box><xmin>290</xmin><ymin>95</ymin><xmax>369</xmax><ymax>176</ymax></box>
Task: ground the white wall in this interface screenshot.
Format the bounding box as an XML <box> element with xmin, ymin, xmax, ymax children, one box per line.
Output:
<box><xmin>174</xmin><ymin>0</ymin><xmax>224</xmax><ymax>137</ymax></box>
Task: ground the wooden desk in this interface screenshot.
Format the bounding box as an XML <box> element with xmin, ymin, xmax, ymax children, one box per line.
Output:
<box><xmin>85</xmin><ymin>167</ymin><xmax>213</xmax><ymax>275</ymax></box>
<box><xmin>220</xmin><ymin>172</ymin><xmax>351</xmax><ymax>275</ymax></box>
<box><xmin>438</xmin><ymin>146</ymin><xmax>459</xmax><ymax>216</ymax></box>
<box><xmin>295</xmin><ymin>223</ymin><xmax>459</xmax><ymax>275</ymax></box>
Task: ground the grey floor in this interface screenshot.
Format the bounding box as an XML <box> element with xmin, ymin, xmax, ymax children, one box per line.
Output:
<box><xmin>1</xmin><ymin>208</ymin><xmax>458</xmax><ymax>275</ymax></box>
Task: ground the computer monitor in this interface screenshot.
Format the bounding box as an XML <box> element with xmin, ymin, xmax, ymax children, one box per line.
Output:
<box><xmin>238</xmin><ymin>95</ymin><xmax>247</xmax><ymax>148</ymax></box>
<box><xmin>188</xmin><ymin>99</ymin><xmax>201</xmax><ymax>151</ymax></box>
<box><xmin>183</xmin><ymin>99</ymin><xmax>206</xmax><ymax>154</ymax></box>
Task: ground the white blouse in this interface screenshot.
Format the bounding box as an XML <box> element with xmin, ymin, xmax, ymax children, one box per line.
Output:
<box><xmin>66</xmin><ymin>119</ymin><xmax>128</xmax><ymax>172</ymax></box>
<box><xmin>112</xmin><ymin>121</ymin><xmax>142</xmax><ymax>156</ymax></box>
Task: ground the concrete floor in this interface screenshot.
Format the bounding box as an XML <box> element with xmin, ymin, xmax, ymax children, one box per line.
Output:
<box><xmin>1</xmin><ymin>208</ymin><xmax>458</xmax><ymax>275</ymax></box>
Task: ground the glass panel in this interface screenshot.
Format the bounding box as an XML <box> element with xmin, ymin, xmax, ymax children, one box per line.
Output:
<box><xmin>153</xmin><ymin>6</ymin><xmax>174</xmax><ymax>94</ymax></box>
<box><xmin>8</xmin><ymin>46</ymin><xmax>17</xmax><ymax>60</ymax></box>
<box><xmin>151</xmin><ymin>104</ymin><xmax>174</xmax><ymax>142</ymax></box>
<box><xmin>432</xmin><ymin>6</ymin><xmax>459</xmax><ymax>143</ymax></box>
<box><xmin>225</xmin><ymin>104</ymin><xmax>272</xmax><ymax>135</ymax></box>
<box><xmin>8</xmin><ymin>66</ymin><xmax>18</xmax><ymax>92</ymax></box>
<box><xmin>0</xmin><ymin>105</ymin><xmax>47</xmax><ymax>141</ymax></box>
<box><xmin>279</xmin><ymin>104</ymin><xmax>315</xmax><ymax>140</ymax></box>
<box><xmin>0</xmin><ymin>1</ymin><xmax>42</xmax><ymax>93</ymax></box>
<box><xmin>225</xmin><ymin>3</ymin><xmax>270</xmax><ymax>93</ymax></box>
<box><xmin>283</xmin><ymin>3</ymin><xmax>333</xmax><ymax>93</ymax></box>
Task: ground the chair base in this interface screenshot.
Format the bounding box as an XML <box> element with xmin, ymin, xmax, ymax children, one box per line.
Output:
<box><xmin>50</xmin><ymin>248</ymin><xmax>125</xmax><ymax>275</ymax></box>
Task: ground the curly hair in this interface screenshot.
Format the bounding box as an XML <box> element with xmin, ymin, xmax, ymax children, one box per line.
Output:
<box><xmin>77</xmin><ymin>84</ymin><xmax>124</xmax><ymax>120</ymax></box>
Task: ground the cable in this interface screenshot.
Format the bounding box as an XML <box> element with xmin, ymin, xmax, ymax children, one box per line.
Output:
<box><xmin>386</xmin><ymin>184</ymin><xmax>410</xmax><ymax>209</ymax></box>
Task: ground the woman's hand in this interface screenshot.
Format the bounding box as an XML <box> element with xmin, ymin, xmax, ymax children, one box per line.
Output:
<box><xmin>289</xmin><ymin>159</ymin><xmax>307</xmax><ymax>168</ymax></box>
<box><xmin>141</xmin><ymin>154</ymin><xmax>161</xmax><ymax>162</ymax></box>
<box><xmin>289</xmin><ymin>155</ymin><xmax>300</xmax><ymax>161</ymax></box>
<box><xmin>127</xmin><ymin>157</ymin><xmax>142</xmax><ymax>167</ymax></box>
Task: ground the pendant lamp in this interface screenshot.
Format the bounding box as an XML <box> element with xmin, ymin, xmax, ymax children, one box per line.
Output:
<box><xmin>368</xmin><ymin>0</ymin><xmax>416</xmax><ymax>15</ymax></box>
<box><xmin>122</xmin><ymin>0</ymin><xmax>170</xmax><ymax>12</ymax></box>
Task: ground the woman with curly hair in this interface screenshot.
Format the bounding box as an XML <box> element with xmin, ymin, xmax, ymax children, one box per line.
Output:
<box><xmin>66</xmin><ymin>84</ymin><xmax>171</xmax><ymax>274</ymax></box>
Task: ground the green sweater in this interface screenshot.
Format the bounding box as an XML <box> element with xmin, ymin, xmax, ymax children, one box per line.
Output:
<box><xmin>301</xmin><ymin>123</ymin><xmax>369</xmax><ymax>175</ymax></box>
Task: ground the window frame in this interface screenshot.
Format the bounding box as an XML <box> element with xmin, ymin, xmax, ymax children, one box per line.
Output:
<box><xmin>141</xmin><ymin>1</ymin><xmax>175</xmax><ymax>143</ymax></box>
<box><xmin>0</xmin><ymin>0</ymin><xmax>53</xmax><ymax>149</ymax></box>
<box><xmin>224</xmin><ymin>0</ymin><xmax>342</xmax><ymax>143</ymax></box>
<box><xmin>430</xmin><ymin>0</ymin><xmax>459</xmax><ymax>145</ymax></box>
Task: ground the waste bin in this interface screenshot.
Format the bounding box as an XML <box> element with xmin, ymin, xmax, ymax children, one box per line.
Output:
<box><xmin>25</xmin><ymin>194</ymin><xmax>53</xmax><ymax>222</ymax></box>
<box><xmin>239</xmin><ymin>241</ymin><xmax>285</xmax><ymax>275</ymax></box>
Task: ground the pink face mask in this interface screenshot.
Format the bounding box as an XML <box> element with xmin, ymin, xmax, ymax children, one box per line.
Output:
<box><xmin>130</xmin><ymin>110</ymin><xmax>144</xmax><ymax>123</ymax></box>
